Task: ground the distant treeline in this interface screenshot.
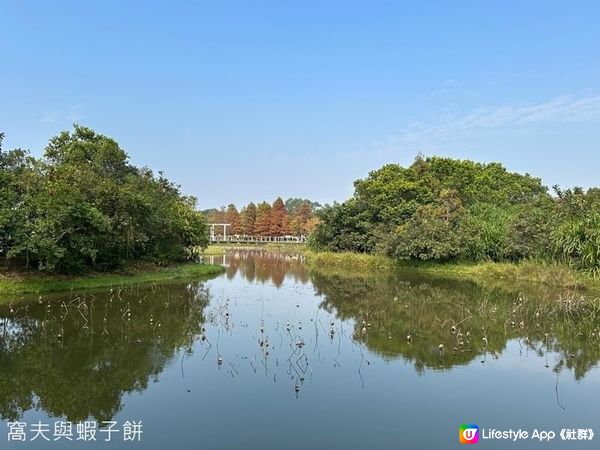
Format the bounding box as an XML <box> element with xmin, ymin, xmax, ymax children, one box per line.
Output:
<box><xmin>203</xmin><ymin>198</ymin><xmax>321</xmax><ymax>237</ymax></box>
<box><xmin>310</xmin><ymin>155</ymin><xmax>600</xmax><ymax>276</ymax></box>
<box><xmin>0</xmin><ymin>126</ymin><xmax>208</xmax><ymax>273</ymax></box>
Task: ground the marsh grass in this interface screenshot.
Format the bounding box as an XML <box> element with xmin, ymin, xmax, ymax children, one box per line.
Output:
<box><xmin>304</xmin><ymin>250</ymin><xmax>394</xmax><ymax>272</ymax></box>
<box><xmin>400</xmin><ymin>260</ymin><xmax>583</xmax><ymax>289</ymax></box>
<box><xmin>0</xmin><ymin>262</ymin><xmax>225</xmax><ymax>297</ymax></box>
<box><xmin>304</xmin><ymin>250</ymin><xmax>600</xmax><ymax>292</ymax></box>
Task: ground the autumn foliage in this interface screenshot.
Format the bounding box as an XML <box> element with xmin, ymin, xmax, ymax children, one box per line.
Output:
<box><xmin>205</xmin><ymin>198</ymin><xmax>319</xmax><ymax>237</ymax></box>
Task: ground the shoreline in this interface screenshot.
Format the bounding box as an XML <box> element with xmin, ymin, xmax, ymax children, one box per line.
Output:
<box><xmin>4</xmin><ymin>243</ymin><xmax>596</xmax><ymax>298</ymax></box>
<box><xmin>204</xmin><ymin>244</ymin><xmax>597</xmax><ymax>290</ymax></box>
<box><xmin>304</xmin><ymin>250</ymin><xmax>597</xmax><ymax>290</ymax></box>
<box><xmin>0</xmin><ymin>263</ymin><xmax>225</xmax><ymax>297</ymax></box>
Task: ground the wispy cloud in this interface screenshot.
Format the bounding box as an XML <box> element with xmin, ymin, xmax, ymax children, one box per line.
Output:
<box><xmin>390</xmin><ymin>94</ymin><xmax>600</xmax><ymax>145</ymax></box>
<box><xmin>429</xmin><ymin>78</ymin><xmax>476</xmax><ymax>98</ymax></box>
<box><xmin>41</xmin><ymin>104</ymin><xmax>81</xmax><ymax>124</ymax></box>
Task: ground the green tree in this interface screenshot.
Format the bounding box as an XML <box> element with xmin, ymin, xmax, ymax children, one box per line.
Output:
<box><xmin>311</xmin><ymin>155</ymin><xmax>553</xmax><ymax>262</ymax></box>
<box><xmin>310</xmin><ymin>199</ymin><xmax>377</xmax><ymax>252</ymax></box>
<box><xmin>285</xmin><ymin>198</ymin><xmax>321</xmax><ymax>215</ymax></box>
<box><xmin>392</xmin><ymin>189</ymin><xmax>465</xmax><ymax>260</ymax></box>
<box><xmin>1</xmin><ymin>125</ymin><xmax>209</xmax><ymax>272</ymax></box>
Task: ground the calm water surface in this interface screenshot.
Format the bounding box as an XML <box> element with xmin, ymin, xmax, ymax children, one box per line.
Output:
<box><xmin>1</xmin><ymin>250</ymin><xmax>599</xmax><ymax>449</ymax></box>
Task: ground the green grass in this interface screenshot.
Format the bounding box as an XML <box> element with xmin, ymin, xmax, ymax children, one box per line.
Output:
<box><xmin>395</xmin><ymin>259</ymin><xmax>584</xmax><ymax>288</ymax></box>
<box><xmin>0</xmin><ymin>263</ymin><xmax>225</xmax><ymax>297</ymax></box>
<box><xmin>305</xmin><ymin>250</ymin><xmax>394</xmax><ymax>272</ymax></box>
<box><xmin>201</xmin><ymin>245</ymin><xmax>231</xmax><ymax>255</ymax></box>
<box><xmin>305</xmin><ymin>250</ymin><xmax>598</xmax><ymax>290</ymax></box>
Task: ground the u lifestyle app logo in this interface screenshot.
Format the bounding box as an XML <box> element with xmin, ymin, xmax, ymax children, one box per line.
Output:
<box><xmin>460</xmin><ymin>424</ymin><xmax>479</xmax><ymax>444</ymax></box>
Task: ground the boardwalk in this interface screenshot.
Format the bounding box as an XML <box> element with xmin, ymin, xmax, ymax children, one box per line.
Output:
<box><xmin>210</xmin><ymin>235</ymin><xmax>306</xmax><ymax>244</ymax></box>
<box><xmin>209</xmin><ymin>223</ymin><xmax>306</xmax><ymax>244</ymax></box>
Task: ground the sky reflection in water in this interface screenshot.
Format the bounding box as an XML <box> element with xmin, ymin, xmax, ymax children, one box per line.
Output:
<box><xmin>1</xmin><ymin>250</ymin><xmax>599</xmax><ymax>449</ymax></box>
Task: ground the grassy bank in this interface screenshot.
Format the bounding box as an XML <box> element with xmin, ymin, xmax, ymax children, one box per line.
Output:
<box><xmin>401</xmin><ymin>259</ymin><xmax>583</xmax><ymax>288</ymax></box>
<box><xmin>0</xmin><ymin>263</ymin><xmax>225</xmax><ymax>296</ymax></box>
<box><xmin>304</xmin><ymin>250</ymin><xmax>596</xmax><ymax>290</ymax></box>
<box><xmin>205</xmin><ymin>245</ymin><xmax>589</xmax><ymax>289</ymax></box>
<box><xmin>305</xmin><ymin>250</ymin><xmax>394</xmax><ymax>272</ymax></box>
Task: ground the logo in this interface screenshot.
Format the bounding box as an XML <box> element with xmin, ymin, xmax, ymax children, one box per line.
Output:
<box><xmin>460</xmin><ymin>424</ymin><xmax>479</xmax><ymax>444</ymax></box>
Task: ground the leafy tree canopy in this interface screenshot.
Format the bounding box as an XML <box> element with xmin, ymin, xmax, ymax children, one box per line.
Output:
<box><xmin>0</xmin><ymin>125</ymin><xmax>208</xmax><ymax>273</ymax></box>
<box><xmin>311</xmin><ymin>155</ymin><xmax>600</xmax><ymax>276</ymax></box>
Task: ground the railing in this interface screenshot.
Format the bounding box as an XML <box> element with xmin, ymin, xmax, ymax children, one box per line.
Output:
<box><xmin>210</xmin><ymin>235</ymin><xmax>306</xmax><ymax>244</ymax></box>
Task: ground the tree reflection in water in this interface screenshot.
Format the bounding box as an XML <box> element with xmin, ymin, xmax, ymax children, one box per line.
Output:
<box><xmin>0</xmin><ymin>282</ymin><xmax>209</xmax><ymax>422</ymax></box>
<box><xmin>2</xmin><ymin>250</ymin><xmax>600</xmax><ymax>425</ymax></box>
<box><xmin>311</xmin><ymin>270</ymin><xmax>600</xmax><ymax>378</ymax></box>
<box><xmin>224</xmin><ymin>249</ymin><xmax>600</xmax><ymax>379</ymax></box>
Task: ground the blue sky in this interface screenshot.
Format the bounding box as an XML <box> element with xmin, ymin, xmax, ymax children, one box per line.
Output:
<box><xmin>1</xmin><ymin>1</ymin><xmax>599</xmax><ymax>208</ymax></box>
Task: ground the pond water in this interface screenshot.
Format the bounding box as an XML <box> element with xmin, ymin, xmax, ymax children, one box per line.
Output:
<box><xmin>1</xmin><ymin>250</ymin><xmax>599</xmax><ymax>449</ymax></box>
